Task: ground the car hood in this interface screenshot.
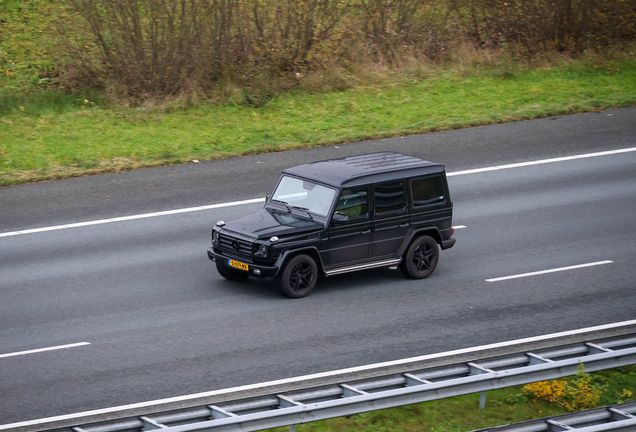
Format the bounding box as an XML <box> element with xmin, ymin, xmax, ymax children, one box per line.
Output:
<box><xmin>222</xmin><ymin>208</ymin><xmax>324</xmax><ymax>240</ymax></box>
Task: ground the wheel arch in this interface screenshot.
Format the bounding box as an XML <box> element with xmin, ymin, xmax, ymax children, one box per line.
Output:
<box><xmin>399</xmin><ymin>226</ymin><xmax>442</xmax><ymax>256</ymax></box>
<box><xmin>275</xmin><ymin>247</ymin><xmax>325</xmax><ymax>277</ymax></box>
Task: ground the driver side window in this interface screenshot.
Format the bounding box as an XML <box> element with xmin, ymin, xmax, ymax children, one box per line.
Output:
<box><xmin>335</xmin><ymin>186</ymin><xmax>368</xmax><ymax>219</ymax></box>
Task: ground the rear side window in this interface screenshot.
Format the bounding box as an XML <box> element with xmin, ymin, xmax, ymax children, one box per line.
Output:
<box><xmin>411</xmin><ymin>176</ymin><xmax>445</xmax><ymax>206</ymax></box>
<box><xmin>374</xmin><ymin>180</ymin><xmax>405</xmax><ymax>213</ymax></box>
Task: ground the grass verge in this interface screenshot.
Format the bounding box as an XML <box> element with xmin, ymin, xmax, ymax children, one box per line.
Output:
<box><xmin>262</xmin><ymin>366</ymin><xmax>636</xmax><ymax>432</ymax></box>
<box><xmin>1</xmin><ymin>56</ymin><xmax>635</xmax><ymax>186</ymax></box>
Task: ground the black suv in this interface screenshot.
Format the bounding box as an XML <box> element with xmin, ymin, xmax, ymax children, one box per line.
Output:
<box><xmin>207</xmin><ymin>152</ymin><xmax>455</xmax><ymax>298</ymax></box>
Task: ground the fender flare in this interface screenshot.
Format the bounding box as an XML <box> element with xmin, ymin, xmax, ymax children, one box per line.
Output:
<box><xmin>397</xmin><ymin>226</ymin><xmax>443</xmax><ymax>256</ymax></box>
<box><xmin>274</xmin><ymin>246</ymin><xmax>326</xmax><ymax>277</ymax></box>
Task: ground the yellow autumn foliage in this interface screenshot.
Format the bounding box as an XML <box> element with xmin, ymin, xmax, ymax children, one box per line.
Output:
<box><xmin>523</xmin><ymin>365</ymin><xmax>605</xmax><ymax>412</ymax></box>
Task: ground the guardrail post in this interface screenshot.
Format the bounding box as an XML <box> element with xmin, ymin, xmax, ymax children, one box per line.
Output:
<box><xmin>290</xmin><ymin>425</ymin><xmax>296</xmax><ymax>432</ymax></box>
<box><xmin>468</xmin><ymin>361</ymin><xmax>492</xmax><ymax>410</ymax></box>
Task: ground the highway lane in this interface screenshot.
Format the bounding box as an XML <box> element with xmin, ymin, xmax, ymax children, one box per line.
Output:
<box><xmin>2</xmin><ymin>106</ymin><xmax>635</xmax><ymax>233</ymax></box>
<box><xmin>1</xmin><ymin>114</ymin><xmax>636</xmax><ymax>424</ymax></box>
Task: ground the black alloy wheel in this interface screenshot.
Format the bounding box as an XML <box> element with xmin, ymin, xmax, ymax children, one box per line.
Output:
<box><xmin>278</xmin><ymin>254</ymin><xmax>318</xmax><ymax>298</ymax></box>
<box><xmin>400</xmin><ymin>235</ymin><xmax>439</xmax><ymax>279</ymax></box>
<box><xmin>216</xmin><ymin>260</ymin><xmax>250</xmax><ymax>281</ymax></box>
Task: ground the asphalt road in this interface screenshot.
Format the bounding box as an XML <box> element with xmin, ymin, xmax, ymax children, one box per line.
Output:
<box><xmin>1</xmin><ymin>107</ymin><xmax>635</xmax><ymax>425</ymax></box>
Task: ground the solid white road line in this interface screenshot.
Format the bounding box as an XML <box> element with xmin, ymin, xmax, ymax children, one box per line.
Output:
<box><xmin>2</xmin><ymin>146</ymin><xmax>635</xmax><ymax>239</ymax></box>
<box><xmin>446</xmin><ymin>146</ymin><xmax>636</xmax><ymax>177</ymax></box>
<box><xmin>3</xmin><ymin>319</ymin><xmax>636</xmax><ymax>430</ymax></box>
<box><xmin>0</xmin><ymin>198</ymin><xmax>265</xmax><ymax>238</ymax></box>
<box><xmin>0</xmin><ymin>342</ymin><xmax>90</xmax><ymax>359</ymax></box>
<box><xmin>485</xmin><ymin>260</ymin><xmax>614</xmax><ymax>282</ymax></box>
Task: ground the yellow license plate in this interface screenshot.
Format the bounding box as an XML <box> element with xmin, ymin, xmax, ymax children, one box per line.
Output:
<box><xmin>228</xmin><ymin>259</ymin><xmax>249</xmax><ymax>272</ymax></box>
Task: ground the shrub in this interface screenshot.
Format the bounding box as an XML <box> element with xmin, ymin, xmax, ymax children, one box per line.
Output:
<box><xmin>458</xmin><ymin>0</ymin><xmax>636</xmax><ymax>53</ymax></box>
<box><xmin>7</xmin><ymin>0</ymin><xmax>635</xmax><ymax>101</ymax></box>
<box><xmin>523</xmin><ymin>364</ymin><xmax>606</xmax><ymax>412</ymax></box>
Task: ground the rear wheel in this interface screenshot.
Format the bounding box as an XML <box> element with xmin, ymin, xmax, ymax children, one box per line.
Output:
<box><xmin>400</xmin><ymin>235</ymin><xmax>439</xmax><ymax>279</ymax></box>
<box><xmin>278</xmin><ymin>254</ymin><xmax>318</xmax><ymax>298</ymax></box>
<box><xmin>216</xmin><ymin>260</ymin><xmax>250</xmax><ymax>281</ymax></box>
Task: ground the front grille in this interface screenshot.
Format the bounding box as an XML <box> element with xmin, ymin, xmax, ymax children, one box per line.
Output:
<box><xmin>219</xmin><ymin>233</ymin><xmax>254</xmax><ymax>262</ymax></box>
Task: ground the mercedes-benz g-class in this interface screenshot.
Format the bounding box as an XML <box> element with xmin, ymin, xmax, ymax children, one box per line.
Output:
<box><xmin>207</xmin><ymin>152</ymin><xmax>455</xmax><ymax>298</ymax></box>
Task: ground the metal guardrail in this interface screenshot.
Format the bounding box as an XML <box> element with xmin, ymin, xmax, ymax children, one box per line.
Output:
<box><xmin>472</xmin><ymin>401</ymin><xmax>636</xmax><ymax>432</ymax></box>
<box><xmin>8</xmin><ymin>331</ymin><xmax>636</xmax><ymax>432</ymax></box>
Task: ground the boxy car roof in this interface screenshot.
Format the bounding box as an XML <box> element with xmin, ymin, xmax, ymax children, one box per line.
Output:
<box><xmin>282</xmin><ymin>152</ymin><xmax>446</xmax><ymax>188</ymax></box>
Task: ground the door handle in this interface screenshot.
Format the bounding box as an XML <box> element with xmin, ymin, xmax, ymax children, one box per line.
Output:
<box><xmin>361</xmin><ymin>230</ymin><xmax>371</xmax><ymax>234</ymax></box>
<box><xmin>399</xmin><ymin>223</ymin><xmax>409</xmax><ymax>228</ymax></box>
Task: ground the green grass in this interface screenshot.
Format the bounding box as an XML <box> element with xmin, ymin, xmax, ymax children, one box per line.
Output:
<box><xmin>260</xmin><ymin>367</ymin><xmax>636</xmax><ymax>432</ymax></box>
<box><xmin>1</xmin><ymin>57</ymin><xmax>635</xmax><ymax>186</ymax></box>
<box><xmin>0</xmin><ymin>0</ymin><xmax>65</xmax><ymax>94</ymax></box>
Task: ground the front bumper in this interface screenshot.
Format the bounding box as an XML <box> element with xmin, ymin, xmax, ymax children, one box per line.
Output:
<box><xmin>207</xmin><ymin>248</ymin><xmax>279</xmax><ymax>278</ymax></box>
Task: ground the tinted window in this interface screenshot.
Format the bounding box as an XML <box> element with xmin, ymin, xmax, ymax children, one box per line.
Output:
<box><xmin>374</xmin><ymin>181</ymin><xmax>405</xmax><ymax>213</ymax></box>
<box><xmin>335</xmin><ymin>186</ymin><xmax>368</xmax><ymax>218</ymax></box>
<box><xmin>411</xmin><ymin>176</ymin><xmax>445</xmax><ymax>206</ymax></box>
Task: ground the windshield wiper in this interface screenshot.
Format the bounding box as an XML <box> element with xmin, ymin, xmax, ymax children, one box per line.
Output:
<box><xmin>290</xmin><ymin>205</ymin><xmax>313</xmax><ymax>220</ymax></box>
<box><xmin>271</xmin><ymin>199</ymin><xmax>292</xmax><ymax>213</ymax></box>
<box><xmin>271</xmin><ymin>199</ymin><xmax>314</xmax><ymax>219</ymax></box>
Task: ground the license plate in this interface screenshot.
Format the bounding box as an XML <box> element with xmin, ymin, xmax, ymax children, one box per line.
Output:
<box><xmin>228</xmin><ymin>259</ymin><xmax>249</xmax><ymax>272</ymax></box>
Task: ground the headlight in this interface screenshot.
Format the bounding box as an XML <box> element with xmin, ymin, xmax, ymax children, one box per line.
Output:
<box><xmin>213</xmin><ymin>231</ymin><xmax>220</xmax><ymax>243</ymax></box>
<box><xmin>255</xmin><ymin>244</ymin><xmax>268</xmax><ymax>257</ymax></box>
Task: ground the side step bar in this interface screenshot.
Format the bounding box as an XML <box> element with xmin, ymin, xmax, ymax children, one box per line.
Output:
<box><xmin>324</xmin><ymin>258</ymin><xmax>402</xmax><ymax>276</ymax></box>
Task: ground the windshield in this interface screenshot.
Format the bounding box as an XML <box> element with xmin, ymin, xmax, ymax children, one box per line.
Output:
<box><xmin>271</xmin><ymin>175</ymin><xmax>336</xmax><ymax>217</ymax></box>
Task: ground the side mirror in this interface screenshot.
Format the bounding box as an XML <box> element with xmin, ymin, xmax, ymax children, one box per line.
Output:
<box><xmin>331</xmin><ymin>213</ymin><xmax>349</xmax><ymax>223</ymax></box>
<box><xmin>266</xmin><ymin>193</ymin><xmax>271</xmax><ymax>201</ymax></box>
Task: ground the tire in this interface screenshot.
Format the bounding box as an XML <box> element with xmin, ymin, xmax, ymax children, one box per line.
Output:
<box><xmin>400</xmin><ymin>235</ymin><xmax>439</xmax><ymax>279</ymax></box>
<box><xmin>277</xmin><ymin>254</ymin><xmax>318</xmax><ymax>298</ymax></box>
<box><xmin>216</xmin><ymin>260</ymin><xmax>250</xmax><ymax>281</ymax></box>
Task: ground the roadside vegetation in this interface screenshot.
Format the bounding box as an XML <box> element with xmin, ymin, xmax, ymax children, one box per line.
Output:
<box><xmin>1</xmin><ymin>0</ymin><xmax>635</xmax><ymax>187</ymax></box>
<box><xmin>264</xmin><ymin>366</ymin><xmax>636</xmax><ymax>432</ymax></box>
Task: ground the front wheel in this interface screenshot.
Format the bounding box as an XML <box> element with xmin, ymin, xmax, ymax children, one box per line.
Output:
<box><xmin>216</xmin><ymin>260</ymin><xmax>250</xmax><ymax>281</ymax></box>
<box><xmin>400</xmin><ymin>235</ymin><xmax>439</xmax><ymax>279</ymax></box>
<box><xmin>278</xmin><ymin>254</ymin><xmax>318</xmax><ymax>298</ymax></box>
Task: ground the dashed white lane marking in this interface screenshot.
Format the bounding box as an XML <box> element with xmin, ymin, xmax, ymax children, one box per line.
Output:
<box><xmin>3</xmin><ymin>319</ymin><xmax>636</xmax><ymax>430</ymax></box>
<box><xmin>2</xmin><ymin>146</ymin><xmax>634</xmax><ymax>239</ymax></box>
<box><xmin>0</xmin><ymin>342</ymin><xmax>90</xmax><ymax>359</ymax></box>
<box><xmin>485</xmin><ymin>260</ymin><xmax>614</xmax><ymax>282</ymax></box>
<box><xmin>453</xmin><ymin>225</ymin><xmax>467</xmax><ymax>229</ymax></box>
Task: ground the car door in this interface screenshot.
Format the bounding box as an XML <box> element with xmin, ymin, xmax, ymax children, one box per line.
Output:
<box><xmin>327</xmin><ymin>186</ymin><xmax>371</xmax><ymax>265</ymax></box>
<box><xmin>371</xmin><ymin>180</ymin><xmax>409</xmax><ymax>257</ymax></box>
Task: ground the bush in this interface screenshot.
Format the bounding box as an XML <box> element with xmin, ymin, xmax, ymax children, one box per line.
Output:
<box><xmin>459</xmin><ymin>0</ymin><xmax>636</xmax><ymax>53</ymax></box>
<box><xmin>5</xmin><ymin>0</ymin><xmax>636</xmax><ymax>101</ymax></box>
<box><xmin>56</xmin><ymin>0</ymin><xmax>349</xmax><ymax>101</ymax></box>
<box><xmin>522</xmin><ymin>364</ymin><xmax>636</xmax><ymax>412</ymax></box>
